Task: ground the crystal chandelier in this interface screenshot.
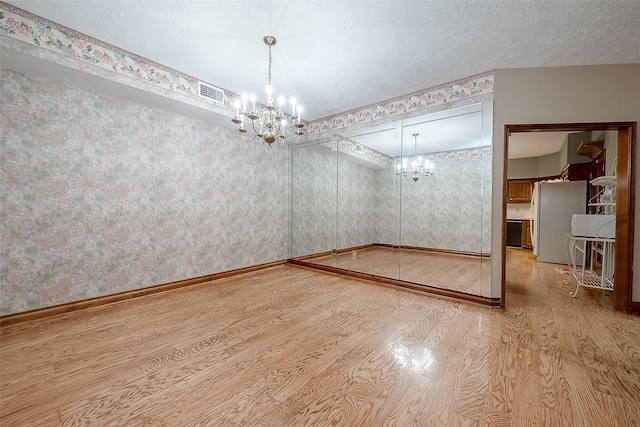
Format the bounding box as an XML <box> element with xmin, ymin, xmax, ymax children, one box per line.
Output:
<box><xmin>232</xmin><ymin>36</ymin><xmax>305</xmax><ymax>146</ymax></box>
<box><xmin>396</xmin><ymin>133</ymin><xmax>435</xmax><ymax>182</ymax></box>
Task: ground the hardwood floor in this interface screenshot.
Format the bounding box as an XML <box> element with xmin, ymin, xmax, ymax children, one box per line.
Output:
<box><xmin>302</xmin><ymin>246</ymin><xmax>492</xmax><ymax>297</ymax></box>
<box><xmin>1</xmin><ymin>249</ymin><xmax>639</xmax><ymax>426</ymax></box>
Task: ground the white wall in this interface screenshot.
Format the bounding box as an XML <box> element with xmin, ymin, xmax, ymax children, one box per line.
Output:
<box><xmin>493</xmin><ymin>64</ymin><xmax>640</xmax><ymax>301</ymax></box>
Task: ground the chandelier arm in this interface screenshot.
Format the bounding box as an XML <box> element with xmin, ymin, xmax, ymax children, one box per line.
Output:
<box><xmin>279</xmin><ymin>123</ymin><xmax>302</xmax><ymax>142</ymax></box>
<box><xmin>239</xmin><ymin>131</ymin><xmax>258</xmax><ymax>143</ymax></box>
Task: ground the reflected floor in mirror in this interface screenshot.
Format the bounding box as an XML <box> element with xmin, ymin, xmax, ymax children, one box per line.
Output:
<box><xmin>2</xmin><ymin>252</ymin><xmax>639</xmax><ymax>426</ymax></box>
<box><xmin>301</xmin><ymin>246</ymin><xmax>492</xmax><ymax>297</ymax></box>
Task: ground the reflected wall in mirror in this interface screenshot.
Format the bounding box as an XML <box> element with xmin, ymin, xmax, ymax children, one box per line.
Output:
<box><xmin>290</xmin><ymin>102</ymin><xmax>493</xmax><ymax>299</ymax></box>
<box><xmin>336</xmin><ymin>128</ymin><xmax>401</xmax><ymax>279</ymax></box>
<box><xmin>398</xmin><ymin>105</ymin><xmax>492</xmax><ymax>296</ymax></box>
<box><xmin>291</xmin><ymin>141</ymin><xmax>337</xmax><ymax>266</ymax></box>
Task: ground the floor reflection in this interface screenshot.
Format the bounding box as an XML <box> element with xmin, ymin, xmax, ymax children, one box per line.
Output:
<box><xmin>300</xmin><ymin>246</ymin><xmax>492</xmax><ymax>297</ymax></box>
<box><xmin>389</xmin><ymin>342</ymin><xmax>433</xmax><ymax>374</ymax></box>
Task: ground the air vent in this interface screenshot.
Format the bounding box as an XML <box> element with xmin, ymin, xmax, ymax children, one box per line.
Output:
<box><xmin>197</xmin><ymin>81</ymin><xmax>224</xmax><ymax>104</ymax></box>
<box><xmin>355</xmin><ymin>143</ymin><xmax>364</xmax><ymax>152</ymax></box>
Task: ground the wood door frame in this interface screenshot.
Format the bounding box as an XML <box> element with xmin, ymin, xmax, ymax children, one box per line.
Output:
<box><xmin>502</xmin><ymin>122</ymin><xmax>637</xmax><ymax>313</ymax></box>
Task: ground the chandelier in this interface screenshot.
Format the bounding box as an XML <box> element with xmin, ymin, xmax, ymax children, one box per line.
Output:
<box><xmin>232</xmin><ymin>36</ymin><xmax>305</xmax><ymax>146</ymax></box>
<box><xmin>396</xmin><ymin>133</ymin><xmax>434</xmax><ymax>182</ymax></box>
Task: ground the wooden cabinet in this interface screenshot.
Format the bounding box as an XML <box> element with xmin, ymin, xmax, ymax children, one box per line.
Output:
<box><xmin>508</xmin><ymin>179</ymin><xmax>533</xmax><ymax>203</ymax></box>
<box><xmin>561</xmin><ymin>163</ymin><xmax>590</xmax><ymax>181</ymax></box>
<box><xmin>522</xmin><ymin>220</ymin><xmax>533</xmax><ymax>249</ymax></box>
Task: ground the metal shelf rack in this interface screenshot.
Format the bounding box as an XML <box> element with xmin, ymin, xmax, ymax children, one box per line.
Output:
<box><xmin>564</xmin><ymin>233</ymin><xmax>615</xmax><ymax>297</ymax></box>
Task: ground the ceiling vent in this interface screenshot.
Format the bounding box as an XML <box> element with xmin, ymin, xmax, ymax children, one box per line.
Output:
<box><xmin>355</xmin><ymin>143</ymin><xmax>364</xmax><ymax>152</ymax></box>
<box><xmin>197</xmin><ymin>81</ymin><xmax>224</xmax><ymax>104</ymax></box>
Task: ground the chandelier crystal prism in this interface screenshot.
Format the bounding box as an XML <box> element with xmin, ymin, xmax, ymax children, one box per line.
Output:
<box><xmin>396</xmin><ymin>133</ymin><xmax>435</xmax><ymax>182</ymax></box>
<box><xmin>231</xmin><ymin>36</ymin><xmax>305</xmax><ymax>146</ymax></box>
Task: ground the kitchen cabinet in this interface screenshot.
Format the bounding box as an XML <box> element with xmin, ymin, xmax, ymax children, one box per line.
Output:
<box><xmin>522</xmin><ymin>220</ymin><xmax>532</xmax><ymax>249</ymax></box>
<box><xmin>561</xmin><ymin>163</ymin><xmax>590</xmax><ymax>181</ymax></box>
<box><xmin>508</xmin><ymin>179</ymin><xmax>533</xmax><ymax>203</ymax></box>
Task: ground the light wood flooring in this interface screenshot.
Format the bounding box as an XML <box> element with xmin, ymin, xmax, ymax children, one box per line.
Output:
<box><xmin>302</xmin><ymin>246</ymin><xmax>492</xmax><ymax>297</ymax></box>
<box><xmin>1</xmin><ymin>249</ymin><xmax>639</xmax><ymax>426</ymax></box>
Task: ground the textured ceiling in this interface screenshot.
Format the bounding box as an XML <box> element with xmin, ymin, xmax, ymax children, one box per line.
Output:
<box><xmin>4</xmin><ymin>0</ymin><xmax>640</xmax><ymax>121</ymax></box>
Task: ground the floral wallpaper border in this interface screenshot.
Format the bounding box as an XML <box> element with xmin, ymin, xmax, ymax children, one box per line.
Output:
<box><xmin>322</xmin><ymin>137</ymin><xmax>394</xmax><ymax>168</ymax></box>
<box><xmin>0</xmin><ymin>2</ymin><xmax>494</xmax><ymax>137</ymax></box>
<box><xmin>305</xmin><ymin>73</ymin><xmax>494</xmax><ymax>135</ymax></box>
<box><xmin>315</xmin><ymin>140</ymin><xmax>493</xmax><ymax>170</ymax></box>
<box><xmin>0</xmin><ymin>2</ymin><xmax>237</xmax><ymax>108</ymax></box>
<box><xmin>424</xmin><ymin>145</ymin><xmax>492</xmax><ymax>161</ymax></box>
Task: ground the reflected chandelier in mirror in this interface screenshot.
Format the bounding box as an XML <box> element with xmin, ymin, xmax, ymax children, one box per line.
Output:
<box><xmin>396</xmin><ymin>133</ymin><xmax>435</xmax><ymax>182</ymax></box>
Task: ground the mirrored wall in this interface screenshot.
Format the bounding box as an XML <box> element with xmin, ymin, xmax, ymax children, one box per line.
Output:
<box><xmin>291</xmin><ymin>102</ymin><xmax>493</xmax><ymax>299</ymax></box>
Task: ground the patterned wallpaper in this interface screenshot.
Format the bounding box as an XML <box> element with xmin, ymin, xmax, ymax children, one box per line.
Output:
<box><xmin>400</xmin><ymin>149</ymin><xmax>492</xmax><ymax>254</ymax></box>
<box><xmin>337</xmin><ymin>156</ymin><xmax>379</xmax><ymax>249</ymax></box>
<box><xmin>290</xmin><ymin>146</ymin><xmax>381</xmax><ymax>258</ymax></box>
<box><xmin>290</xmin><ymin>147</ymin><xmax>337</xmax><ymax>258</ymax></box>
<box><xmin>0</xmin><ymin>70</ymin><xmax>289</xmax><ymax>315</ymax></box>
<box><xmin>374</xmin><ymin>167</ymin><xmax>400</xmax><ymax>245</ymax></box>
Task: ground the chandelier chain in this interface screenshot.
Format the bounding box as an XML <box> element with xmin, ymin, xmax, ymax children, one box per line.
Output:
<box><xmin>268</xmin><ymin>44</ymin><xmax>272</xmax><ymax>86</ymax></box>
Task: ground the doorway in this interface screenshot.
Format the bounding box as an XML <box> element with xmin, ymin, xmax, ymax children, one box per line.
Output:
<box><xmin>501</xmin><ymin>122</ymin><xmax>636</xmax><ymax>313</ymax></box>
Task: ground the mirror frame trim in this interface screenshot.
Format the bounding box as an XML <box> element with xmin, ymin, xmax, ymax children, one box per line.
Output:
<box><xmin>288</xmin><ymin>258</ymin><xmax>501</xmax><ymax>307</ymax></box>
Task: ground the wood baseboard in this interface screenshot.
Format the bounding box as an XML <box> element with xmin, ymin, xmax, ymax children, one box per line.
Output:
<box><xmin>630</xmin><ymin>301</ymin><xmax>640</xmax><ymax>314</ymax></box>
<box><xmin>294</xmin><ymin>250</ymin><xmax>334</xmax><ymax>261</ymax></box>
<box><xmin>379</xmin><ymin>243</ymin><xmax>489</xmax><ymax>258</ymax></box>
<box><xmin>293</xmin><ymin>243</ymin><xmax>490</xmax><ymax>262</ymax></box>
<box><xmin>293</xmin><ymin>243</ymin><xmax>378</xmax><ymax>261</ymax></box>
<box><xmin>0</xmin><ymin>260</ymin><xmax>286</xmax><ymax>327</ymax></box>
<box><xmin>287</xmin><ymin>259</ymin><xmax>501</xmax><ymax>307</ymax></box>
<box><xmin>337</xmin><ymin>243</ymin><xmax>377</xmax><ymax>253</ymax></box>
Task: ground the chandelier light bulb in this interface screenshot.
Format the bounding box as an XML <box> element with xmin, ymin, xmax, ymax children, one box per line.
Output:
<box><xmin>266</xmin><ymin>85</ymin><xmax>273</xmax><ymax>104</ymax></box>
<box><xmin>297</xmin><ymin>105</ymin><xmax>302</xmax><ymax>120</ymax></box>
<box><xmin>241</xmin><ymin>93</ymin><xmax>248</xmax><ymax>111</ymax></box>
<box><xmin>290</xmin><ymin>97</ymin><xmax>297</xmax><ymax>116</ymax></box>
<box><xmin>278</xmin><ymin>96</ymin><xmax>285</xmax><ymax>115</ymax></box>
<box><xmin>233</xmin><ymin>99</ymin><xmax>240</xmax><ymax>116</ymax></box>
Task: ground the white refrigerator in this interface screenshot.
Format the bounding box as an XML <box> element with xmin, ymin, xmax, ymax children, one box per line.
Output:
<box><xmin>530</xmin><ymin>180</ymin><xmax>587</xmax><ymax>264</ymax></box>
